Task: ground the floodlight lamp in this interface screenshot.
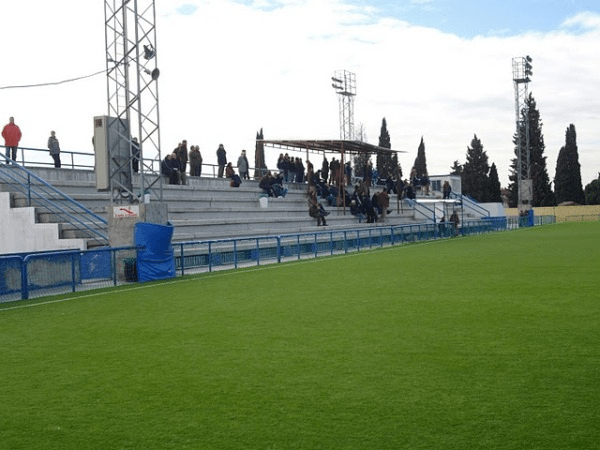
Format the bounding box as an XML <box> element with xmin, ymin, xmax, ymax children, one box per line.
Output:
<box><xmin>143</xmin><ymin>45</ymin><xmax>156</xmax><ymax>60</ymax></box>
<box><xmin>526</xmin><ymin>55</ymin><xmax>533</xmax><ymax>63</ymax></box>
<box><xmin>332</xmin><ymin>83</ymin><xmax>342</xmax><ymax>90</ymax></box>
<box><xmin>144</xmin><ymin>68</ymin><xmax>160</xmax><ymax>80</ymax></box>
<box><xmin>331</xmin><ymin>77</ymin><xmax>343</xmax><ymax>83</ymax></box>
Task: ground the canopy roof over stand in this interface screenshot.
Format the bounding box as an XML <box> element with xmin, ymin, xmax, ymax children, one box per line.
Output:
<box><xmin>258</xmin><ymin>139</ymin><xmax>405</xmax><ymax>158</ymax></box>
<box><xmin>257</xmin><ymin>139</ymin><xmax>406</xmax><ymax>215</ymax></box>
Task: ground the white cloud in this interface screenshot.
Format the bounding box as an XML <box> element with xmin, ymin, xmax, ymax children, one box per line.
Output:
<box><xmin>2</xmin><ymin>0</ymin><xmax>599</xmax><ymax>187</ymax></box>
<box><xmin>561</xmin><ymin>11</ymin><xmax>600</xmax><ymax>30</ymax></box>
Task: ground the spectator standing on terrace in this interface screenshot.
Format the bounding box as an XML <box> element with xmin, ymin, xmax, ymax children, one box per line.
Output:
<box><xmin>276</xmin><ymin>153</ymin><xmax>284</xmax><ymax>176</ymax></box>
<box><xmin>288</xmin><ymin>157</ymin><xmax>297</xmax><ymax>182</ymax></box>
<box><xmin>2</xmin><ymin>117</ymin><xmax>21</xmax><ymax>162</ymax></box>
<box><xmin>306</xmin><ymin>160</ymin><xmax>314</xmax><ymax>191</ymax></box>
<box><xmin>330</xmin><ymin>157</ymin><xmax>340</xmax><ymax>185</ymax></box>
<box><xmin>443</xmin><ymin>180</ymin><xmax>452</xmax><ymax>199</ymax></box>
<box><xmin>345</xmin><ymin>161</ymin><xmax>352</xmax><ymax>186</ymax></box>
<box><xmin>422</xmin><ymin>170</ymin><xmax>430</xmax><ymax>195</ymax></box>
<box><xmin>450</xmin><ymin>210</ymin><xmax>460</xmax><ymax>236</ymax></box>
<box><xmin>283</xmin><ymin>153</ymin><xmax>291</xmax><ymax>182</ymax></box>
<box><xmin>131</xmin><ymin>137</ymin><xmax>140</xmax><ymax>173</ymax></box>
<box><xmin>364</xmin><ymin>160</ymin><xmax>373</xmax><ymax>186</ymax></box>
<box><xmin>396</xmin><ymin>178</ymin><xmax>406</xmax><ymax>199</ymax></box>
<box><xmin>175</xmin><ymin>140</ymin><xmax>188</xmax><ymax>174</ymax></box>
<box><xmin>47</xmin><ymin>131</ymin><xmax>61</xmax><ymax>168</ymax></box>
<box><xmin>321</xmin><ymin>155</ymin><xmax>329</xmax><ymax>185</ymax></box>
<box><xmin>410</xmin><ymin>167</ymin><xmax>420</xmax><ymax>192</ymax></box>
<box><xmin>217</xmin><ymin>143</ymin><xmax>227</xmax><ymax>177</ymax></box>
<box><xmin>405</xmin><ymin>179</ymin><xmax>416</xmax><ymax>200</ymax></box>
<box><xmin>189</xmin><ymin>145</ymin><xmax>202</xmax><ymax>177</ymax></box>
<box><xmin>296</xmin><ymin>158</ymin><xmax>305</xmax><ymax>183</ymax></box>
<box><xmin>377</xmin><ymin>188</ymin><xmax>390</xmax><ymax>222</ymax></box>
<box><xmin>237</xmin><ymin>149</ymin><xmax>250</xmax><ymax>180</ymax></box>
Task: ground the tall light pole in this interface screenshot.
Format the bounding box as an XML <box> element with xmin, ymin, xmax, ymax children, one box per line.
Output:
<box><xmin>104</xmin><ymin>0</ymin><xmax>162</xmax><ymax>204</ymax></box>
<box><xmin>331</xmin><ymin>70</ymin><xmax>356</xmax><ymax>140</ymax></box>
<box><xmin>512</xmin><ymin>55</ymin><xmax>533</xmax><ymax>213</ymax></box>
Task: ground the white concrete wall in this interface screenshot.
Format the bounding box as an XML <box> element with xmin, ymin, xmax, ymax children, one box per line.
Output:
<box><xmin>0</xmin><ymin>192</ymin><xmax>86</xmax><ymax>254</ymax></box>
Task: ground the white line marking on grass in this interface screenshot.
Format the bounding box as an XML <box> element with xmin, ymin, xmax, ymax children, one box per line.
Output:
<box><xmin>0</xmin><ymin>236</ymin><xmax>470</xmax><ymax>313</ymax></box>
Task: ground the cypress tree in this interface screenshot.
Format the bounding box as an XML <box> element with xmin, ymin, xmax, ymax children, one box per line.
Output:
<box><xmin>413</xmin><ymin>137</ymin><xmax>428</xmax><ymax>178</ymax></box>
<box><xmin>487</xmin><ymin>163</ymin><xmax>502</xmax><ymax>203</ymax></box>
<box><xmin>376</xmin><ymin>118</ymin><xmax>395</xmax><ymax>179</ymax></box>
<box><xmin>254</xmin><ymin>128</ymin><xmax>266</xmax><ymax>179</ymax></box>
<box><xmin>508</xmin><ymin>93</ymin><xmax>554</xmax><ymax>207</ymax></box>
<box><xmin>554</xmin><ymin>124</ymin><xmax>585</xmax><ymax>204</ymax></box>
<box><xmin>462</xmin><ymin>134</ymin><xmax>489</xmax><ymax>202</ymax></box>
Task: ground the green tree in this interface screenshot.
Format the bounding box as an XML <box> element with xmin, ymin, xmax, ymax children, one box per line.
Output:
<box><xmin>376</xmin><ymin>117</ymin><xmax>395</xmax><ymax>179</ymax></box>
<box><xmin>554</xmin><ymin>124</ymin><xmax>585</xmax><ymax>204</ymax></box>
<box><xmin>508</xmin><ymin>93</ymin><xmax>555</xmax><ymax>207</ymax></box>
<box><xmin>487</xmin><ymin>163</ymin><xmax>502</xmax><ymax>203</ymax></box>
<box><xmin>584</xmin><ymin>176</ymin><xmax>600</xmax><ymax>205</ymax></box>
<box><xmin>462</xmin><ymin>135</ymin><xmax>490</xmax><ymax>202</ymax></box>
<box><xmin>413</xmin><ymin>137</ymin><xmax>428</xmax><ymax>178</ymax></box>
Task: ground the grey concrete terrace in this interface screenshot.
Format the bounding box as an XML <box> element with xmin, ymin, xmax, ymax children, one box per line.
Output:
<box><xmin>1</xmin><ymin>166</ymin><xmax>433</xmax><ymax>249</ymax></box>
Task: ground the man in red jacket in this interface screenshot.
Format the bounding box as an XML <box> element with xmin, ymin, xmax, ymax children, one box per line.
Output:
<box><xmin>2</xmin><ymin>117</ymin><xmax>22</xmax><ymax>162</ymax></box>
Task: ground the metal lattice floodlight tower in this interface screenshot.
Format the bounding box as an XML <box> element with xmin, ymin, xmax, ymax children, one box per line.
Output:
<box><xmin>512</xmin><ymin>55</ymin><xmax>533</xmax><ymax>213</ymax></box>
<box><xmin>331</xmin><ymin>70</ymin><xmax>356</xmax><ymax>140</ymax></box>
<box><xmin>104</xmin><ymin>0</ymin><xmax>163</xmax><ymax>204</ymax></box>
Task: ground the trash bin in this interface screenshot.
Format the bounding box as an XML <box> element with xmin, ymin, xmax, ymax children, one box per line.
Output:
<box><xmin>528</xmin><ymin>209</ymin><xmax>534</xmax><ymax>227</ymax></box>
<box><xmin>259</xmin><ymin>195</ymin><xmax>268</xmax><ymax>208</ymax></box>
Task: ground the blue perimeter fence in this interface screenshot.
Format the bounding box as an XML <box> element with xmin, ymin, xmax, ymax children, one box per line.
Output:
<box><xmin>0</xmin><ymin>216</ymin><xmax>555</xmax><ymax>303</ymax></box>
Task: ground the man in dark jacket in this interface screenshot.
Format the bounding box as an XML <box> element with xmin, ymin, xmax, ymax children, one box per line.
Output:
<box><xmin>217</xmin><ymin>144</ymin><xmax>227</xmax><ymax>178</ymax></box>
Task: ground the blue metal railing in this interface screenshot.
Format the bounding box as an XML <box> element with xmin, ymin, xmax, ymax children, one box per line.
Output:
<box><xmin>0</xmin><ymin>154</ymin><xmax>109</xmax><ymax>246</ymax></box>
<box><xmin>406</xmin><ymin>198</ymin><xmax>438</xmax><ymax>222</ymax></box>
<box><xmin>450</xmin><ymin>192</ymin><xmax>490</xmax><ymax>218</ymax></box>
<box><xmin>0</xmin><ymin>216</ymin><xmax>540</xmax><ymax>303</ymax></box>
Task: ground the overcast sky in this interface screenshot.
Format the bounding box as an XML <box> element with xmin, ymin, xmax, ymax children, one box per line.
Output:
<box><xmin>2</xmin><ymin>0</ymin><xmax>599</xmax><ymax>186</ymax></box>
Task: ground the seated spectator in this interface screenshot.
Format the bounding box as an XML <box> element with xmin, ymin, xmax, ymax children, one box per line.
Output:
<box><xmin>161</xmin><ymin>153</ymin><xmax>184</xmax><ymax>185</ymax></box>
<box><xmin>361</xmin><ymin>194</ymin><xmax>377</xmax><ymax>223</ymax></box>
<box><xmin>259</xmin><ymin>171</ymin><xmax>276</xmax><ymax>197</ymax></box>
<box><xmin>327</xmin><ymin>183</ymin><xmax>339</xmax><ymax>206</ymax></box>
<box><xmin>226</xmin><ymin>162</ymin><xmax>242</xmax><ymax>187</ymax></box>
<box><xmin>308</xmin><ymin>191</ymin><xmax>329</xmax><ymax>226</ymax></box>
<box><xmin>272</xmin><ymin>172</ymin><xmax>288</xmax><ymax>197</ymax></box>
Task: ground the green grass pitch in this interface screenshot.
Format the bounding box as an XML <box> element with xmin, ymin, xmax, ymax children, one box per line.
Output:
<box><xmin>1</xmin><ymin>222</ymin><xmax>599</xmax><ymax>449</ymax></box>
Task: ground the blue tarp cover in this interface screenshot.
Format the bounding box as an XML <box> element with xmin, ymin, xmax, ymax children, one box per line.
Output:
<box><xmin>134</xmin><ymin>222</ymin><xmax>176</xmax><ymax>282</ymax></box>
